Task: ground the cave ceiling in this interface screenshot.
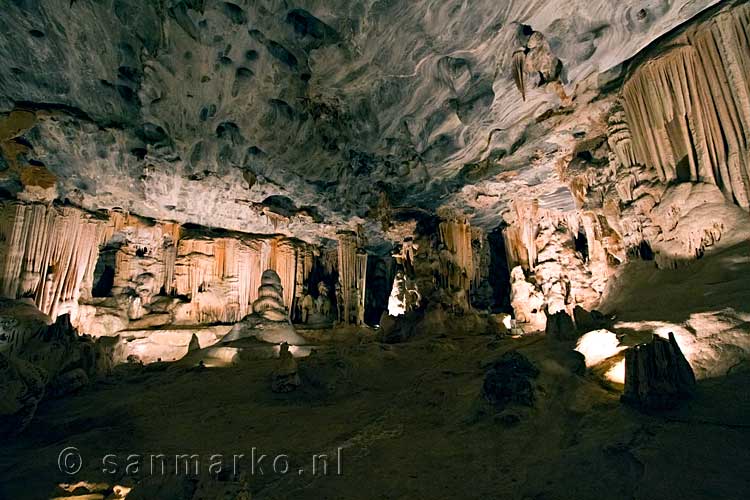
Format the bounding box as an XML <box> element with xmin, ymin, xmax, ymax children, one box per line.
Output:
<box><xmin>0</xmin><ymin>0</ymin><xmax>722</xmax><ymax>248</ymax></box>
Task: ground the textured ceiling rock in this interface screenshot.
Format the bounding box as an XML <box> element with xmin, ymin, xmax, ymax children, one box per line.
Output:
<box><xmin>0</xmin><ymin>0</ymin><xmax>721</xmax><ymax>245</ymax></box>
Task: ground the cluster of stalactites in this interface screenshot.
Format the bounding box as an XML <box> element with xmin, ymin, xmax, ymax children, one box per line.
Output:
<box><xmin>503</xmin><ymin>199</ymin><xmax>616</xmax><ymax>272</ymax></box>
<box><xmin>0</xmin><ymin>202</ymin><xmax>103</xmax><ymax>319</ymax></box>
<box><xmin>622</xmin><ymin>3</ymin><xmax>750</xmax><ymax>209</ymax></box>
<box><xmin>336</xmin><ymin>231</ymin><xmax>367</xmax><ymax>325</ymax></box>
<box><xmin>173</xmin><ymin>236</ymin><xmax>311</xmax><ymax>323</ymax></box>
<box><xmin>104</xmin><ymin>212</ymin><xmax>182</xmax><ymax>301</ymax></box>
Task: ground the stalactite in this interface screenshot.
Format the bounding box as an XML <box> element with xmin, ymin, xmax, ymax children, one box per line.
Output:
<box><xmin>322</xmin><ymin>247</ymin><xmax>338</xmax><ymax>275</ymax></box>
<box><xmin>623</xmin><ymin>46</ymin><xmax>712</xmax><ymax>184</ymax></box>
<box><xmin>512</xmin><ymin>49</ymin><xmax>526</xmax><ymax>101</ymax></box>
<box><xmin>470</xmin><ymin>227</ymin><xmax>486</xmax><ymax>291</ymax></box>
<box><xmin>513</xmin><ymin>199</ymin><xmax>540</xmax><ymax>270</ymax></box>
<box><xmin>270</xmin><ymin>238</ymin><xmax>297</xmax><ymax>314</ymax></box>
<box><xmin>292</xmin><ymin>245</ymin><xmax>315</xmax><ymax>318</ymax></box>
<box><xmin>241</xmin><ymin>239</ymin><xmax>263</xmax><ymax>313</ymax></box>
<box><xmin>163</xmin><ymin>240</ymin><xmax>177</xmax><ymax>295</ymax></box>
<box><xmin>172</xmin><ymin>235</ymin><xmax>305</xmax><ymax>323</ymax></box>
<box><xmin>622</xmin><ymin>3</ymin><xmax>750</xmax><ymax>210</ymax></box>
<box><xmin>175</xmin><ymin>238</ymin><xmax>216</xmax><ymax>301</ymax></box>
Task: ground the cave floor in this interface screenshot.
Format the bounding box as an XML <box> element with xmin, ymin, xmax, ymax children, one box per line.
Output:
<box><xmin>1</xmin><ymin>326</ymin><xmax>749</xmax><ymax>499</ymax></box>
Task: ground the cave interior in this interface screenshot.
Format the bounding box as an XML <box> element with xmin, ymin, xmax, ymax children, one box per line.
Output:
<box><xmin>1</xmin><ymin>1</ymin><xmax>750</xmax><ymax>499</ymax></box>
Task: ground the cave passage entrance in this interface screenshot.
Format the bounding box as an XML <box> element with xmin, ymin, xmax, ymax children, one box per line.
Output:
<box><xmin>92</xmin><ymin>247</ymin><xmax>117</xmax><ymax>297</ymax></box>
<box><xmin>487</xmin><ymin>225</ymin><xmax>513</xmax><ymax>314</ymax></box>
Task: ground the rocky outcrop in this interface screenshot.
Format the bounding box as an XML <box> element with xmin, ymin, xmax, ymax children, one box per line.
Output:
<box><xmin>0</xmin><ymin>313</ymin><xmax>114</xmax><ymax>436</ymax></box>
<box><xmin>545</xmin><ymin>311</ymin><xmax>577</xmax><ymax>341</ymax></box>
<box><xmin>0</xmin><ymin>352</ymin><xmax>45</xmax><ymax>438</ymax></box>
<box><xmin>622</xmin><ymin>332</ymin><xmax>697</xmax><ymax>410</ymax></box>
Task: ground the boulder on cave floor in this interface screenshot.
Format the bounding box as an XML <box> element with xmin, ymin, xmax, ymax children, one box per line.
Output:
<box><xmin>573</xmin><ymin>305</ymin><xmax>611</xmax><ymax>333</ymax></box>
<box><xmin>0</xmin><ymin>353</ymin><xmax>46</xmax><ymax>438</ymax></box>
<box><xmin>481</xmin><ymin>351</ymin><xmax>540</xmax><ymax>410</ymax></box>
<box><xmin>545</xmin><ymin>310</ymin><xmax>577</xmax><ymax>341</ymax></box>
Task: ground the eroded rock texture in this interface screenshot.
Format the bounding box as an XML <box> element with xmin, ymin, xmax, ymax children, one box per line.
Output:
<box><xmin>0</xmin><ymin>0</ymin><xmax>725</xmax><ymax>244</ymax></box>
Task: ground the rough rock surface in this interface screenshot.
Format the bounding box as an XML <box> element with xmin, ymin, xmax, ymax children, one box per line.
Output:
<box><xmin>271</xmin><ymin>341</ymin><xmax>301</xmax><ymax>392</ymax></box>
<box><xmin>0</xmin><ymin>313</ymin><xmax>114</xmax><ymax>435</ymax></box>
<box><xmin>0</xmin><ymin>0</ymin><xmax>722</xmax><ymax>245</ymax></box>
<box><xmin>545</xmin><ymin>310</ymin><xmax>577</xmax><ymax>341</ymax></box>
<box><xmin>481</xmin><ymin>350</ymin><xmax>539</xmax><ymax>409</ymax></box>
<box><xmin>622</xmin><ymin>332</ymin><xmax>697</xmax><ymax>410</ymax></box>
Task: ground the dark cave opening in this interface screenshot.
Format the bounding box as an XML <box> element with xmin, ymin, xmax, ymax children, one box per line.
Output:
<box><xmin>487</xmin><ymin>225</ymin><xmax>513</xmax><ymax>314</ymax></box>
<box><xmin>638</xmin><ymin>240</ymin><xmax>655</xmax><ymax>260</ymax></box>
<box><xmin>92</xmin><ymin>248</ymin><xmax>117</xmax><ymax>297</ymax></box>
<box><xmin>365</xmin><ymin>255</ymin><xmax>392</xmax><ymax>326</ymax></box>
<box><xmin>574</xmin><ymin>228</ymin><xmax>589</xmax><ymax>262</ymax></box>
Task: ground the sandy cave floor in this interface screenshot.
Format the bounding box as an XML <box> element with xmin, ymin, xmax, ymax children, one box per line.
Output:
<box><xmin>2</xmin><ymin>248</ymin><xmax>750</xmax><ymax>499</ymax></box>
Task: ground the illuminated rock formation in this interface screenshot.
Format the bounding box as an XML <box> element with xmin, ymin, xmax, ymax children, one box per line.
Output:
<box><xmin>622</xmin><ymin>333</ymin><xmax>697</xmax><ymax>410</ymax></box>
<box><xmin>252</xmin><ymin>269</ymin><xmax>288</xmax><ymax>322</ymax></box>
<box><xmin>220</xmin><ymin>267</ymin><xmax>307</xmax><ymax>351</ymax></box>
<box><xmin>622</xmin><ymin>3</ymin><xmax>750</xmax><ymax>209</ymax></box>
<box><xmin>0</xmin><ymin>202</ymin><xmax>103</xmax><ymax>320</ymax></box>
<box><xmin>438</xmin><ymin>218</ymin><xmax>475</xmax><ymax>292</ymax></box>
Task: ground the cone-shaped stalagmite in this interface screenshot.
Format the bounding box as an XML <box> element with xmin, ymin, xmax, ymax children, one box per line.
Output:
<box><xmin>252</xmin><ymin>269</ymin><xmax>288</xmax><ymax>322</ymax></box>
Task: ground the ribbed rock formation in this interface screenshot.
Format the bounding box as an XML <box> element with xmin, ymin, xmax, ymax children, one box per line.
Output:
<box><xmin>252</xmin><ymin>269</ymin><xmax>288</xmax><ymax>322</ymax></box>
<box><xmin>622</xmin><ymin>3</ymin><xmax>750</xmax><ymax>210</ymax></box>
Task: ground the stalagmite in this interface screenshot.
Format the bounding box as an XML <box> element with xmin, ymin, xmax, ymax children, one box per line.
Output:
<box><xmin>252</xmin><ymin>269</ymin><xmax>288</xmax><ymax>322</ymax></box>
<box><xmin>356</xmin><ymin>250</ymin><xmax>368</xmax><ymax>326</ymax></box>
<box><xmin>169</xmin><ymin>233</ymin><xmax>310</xmax><ymax>324</ymax></box>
